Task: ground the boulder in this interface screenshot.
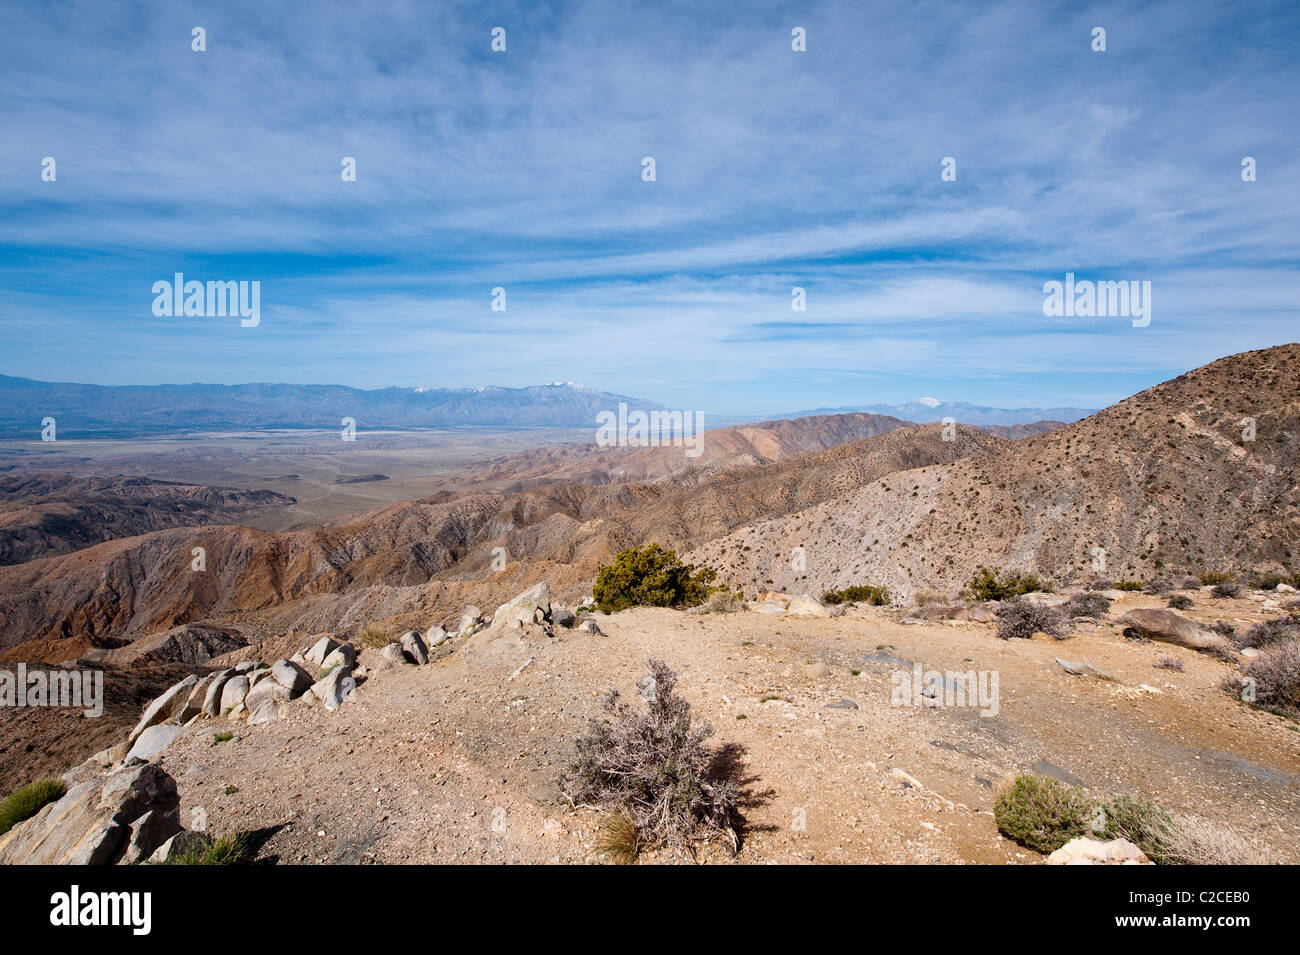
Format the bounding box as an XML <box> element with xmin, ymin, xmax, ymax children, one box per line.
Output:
<box><xmin>380</xmin><ymin>643</ymin><xmax>409</xmax><ymax>665</ymax></box>
<box><xmin>1047</xmin><ymin>837</ymin><xmax>1152</xmax><ymax>865</ymax></box>
<box><xmin>0</xmin><ymin>763</ymin><xmax>179</xmax><ymax>865</ymax></box>
<box><xmin>399</xmin><ymin>630</ymin><xmax>429</xmax><ymax>665</ymax></box>
<box><xmin>311</xmin><ymin>666</ymin><xmax>357</xmax><ymax>711</ymax></box>
<box><xmin>126</xmin><ymin>724</ymin><xmax>188</xmax><ymax>762</ymax></box>
<box><xmin>305</xmin><ymin>636</ymin><xmax>341</xmax><ymax>667</ymax></box>
<box><xmin>233</xmin><ymin>661</ymin><xmax>257</xmax><ymax>674</ymax></box>
<box><xmin>201</xmin><ymin>669</ymin><xmax>235</xmax><ymax>717</ymax></box>
<box><xmin>785</xmin><ymin>594</ymin><xmax>830</xmax><ymax>618</ymax></box>
<box><xmin>491</xmin><ymin>584</ymin><xmax>551</xmax><ymax>630</ymax></box>
<box><xmin>321</xmin><ymin>643</ymin><xmax>357</xmax><ymax>670</ymax></box>
<box><xmin>127</xmin><ymin>676</ymin><xmax>198</xmax><ymax>744</ymax></box>
<box><xmin>966</xmin><ymin>603</ymin><xmax>997</xmax><ymax>623</ymax></box>
<box><xmin>552</xmin><ymin>607</ymin><xmax>577</xmax><ymax>628</ymax></box>
<box><xmin>176</xmin><ymin>675</ymin><xmax>215</xmax><ymax>723</ymax></box>
<box><xmin>753</xmin><ymin>602</ymin><xmax>787</xmax><ymax>615</ymax></box>
<box><xmin>119</xmin><ymin>808</ymin><xmax>183</xmax><ymax>865</ymax></box>
<box><xmin>457</xmin><ymin>606</ymin><xmax>482</xmax><ymax>634</ymax></box>
<box><xmin>1117</xmin><ymin>608</ymin><xmax>1227</xmax><ymax>651</ymax></box>
<box><xmin>245</xmin><ymin>679</ymin><xmax>292</xmax><ymax>725</ymax></box>
<box><xmin>219</xmin><ymin>675</ymin><xmax>250</xmax><ymax>715</ymax></box>
<box><xmin>579</xmin><ymin>619</ymin><xmax>604</xmax><ymax>636</ymax></box>
<box><xmin>425</xmin><ymin>625</ymin><xmax>450</xmax><ymax>648</ymax></box>
<box><xmin>271</xmin><ymin>659</ymin><xmax>314</xmax><ymax>695</ymax></box>
<box><xmin>147</xmin><ymin>829</ymin><xmax>211</xmax><ymax>864</ymax></box>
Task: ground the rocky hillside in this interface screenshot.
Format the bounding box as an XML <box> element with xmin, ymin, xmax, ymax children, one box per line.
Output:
<box><xmin>0</xmin><ymin>425</ymin><xmax>1006</xmax><ymax>651</ymax></box>
<box><xmin>692</xmin><ymin>344</ymin><xmax>1300</xmax><ymax>599</ymax></box>
<box><xmin>0</xmin><ymin>474</ymin><xmax>295</xmax><ymax>566</ymax></box>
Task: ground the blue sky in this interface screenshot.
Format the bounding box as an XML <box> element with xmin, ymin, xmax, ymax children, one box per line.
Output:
<box><xmin>1</xmin><ymin>0</ymin><xmax>1298</xmax><ymax>416</ymax></box>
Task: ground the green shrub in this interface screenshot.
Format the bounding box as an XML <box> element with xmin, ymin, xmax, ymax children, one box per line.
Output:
<box><xmin>822</xmin><ymin>584</ymin><xmax>890</xmax><ymax>606</ymax></box>
<box><xmin>156</xmin><ymin>834</ymin><xmax>247</xmax><ymax>865</ymax></box>
<box><xmin>592</xmin><ymin>544</ymin><xmax>720</xmax><ymax>613</ymax></box>
<box><xmin>1250</xmin><ymin>572</ymin><xmax>1287</xmax><ymax>591</ymax></box>
<box><xmin>1097</xmin><ymin>795</ymin><xmax>1173</xmax><ymax>864</ymax></box>
<box><xmin>961</xmin><ymin>566</ymin><xmax>1051</xmax><ymax>602</ymax></box>
<box><xmin>0</xmin><ymin>778</ymin><xmax>66</xmax><ymax>836</ymax></box>
<box><xmin>1198</xmin><ymin>570</ymin><xmax>1234</xmax><ymax>585</ymax></box>
<box><xmin>1113</xmin><ymin>580</ymin><xmax>1145</xmax><ymax>592</ymax></box>
<box><xmin>993</xmin><ymin>775</ymin><xmax>1090</xmax><ymax>853</ymax></box>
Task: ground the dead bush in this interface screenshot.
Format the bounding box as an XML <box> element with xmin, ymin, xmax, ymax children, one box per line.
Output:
<box><xmin>560</xmin><ymin>659</ymin><xmax>746</xmax><ymax>854</ymax></box>
<box><xmin>995</xmin><ymin>598</ymin><xmax>1066</xmax><ymax>640</ymax></box>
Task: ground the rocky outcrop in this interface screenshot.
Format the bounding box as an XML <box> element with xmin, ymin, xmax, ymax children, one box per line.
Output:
<box><xmin>0</xmin><ymin>762</ymin><xmax>180</xmax><ymax>865</ymax></box>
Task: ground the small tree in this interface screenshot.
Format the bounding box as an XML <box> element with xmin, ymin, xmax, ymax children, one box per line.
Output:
<box><xmin>592</xmin><ymin>544</ymin><xmax>719</xmax><ymax>613</ymax></box>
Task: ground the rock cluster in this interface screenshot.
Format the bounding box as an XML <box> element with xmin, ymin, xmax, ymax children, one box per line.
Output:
<box><xmin>749</xmin><ymin>591</ymin><xmax>833</xmax><ymax>618</ymax></box>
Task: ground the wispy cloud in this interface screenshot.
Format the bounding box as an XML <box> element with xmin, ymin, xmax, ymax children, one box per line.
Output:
<box><xmin>1</xmin><ymin>0</ymin><xmax>1297</xmax><ymax>413</ymax></box>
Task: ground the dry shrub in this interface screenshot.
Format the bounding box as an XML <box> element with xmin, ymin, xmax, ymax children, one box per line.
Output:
<box><xmin>996</xmin><ymin>598</ymin><xmax>1066</xmax><ymax>640</ymax></box>
<box><xmin>690</xmin><ymin>589</ymin><xmax>745</xmax><ymax>614</ymax></box>
<box><xmin>1233</xmin><ymin>615</ymin><xmax>1300</xmax><ymax>650</ymax></box>
<box><xmin>593</xmin><ymin>812</ymin><xmax>639</xmax><ymax>865</ymax></box>
<box><xmin>1154</xmin><ymin>655</ymin><xmax>1184</xmax><ymax>671</ymax></box>
<box><xmin>356</xmin><ymin>625</ymin><xmax>391</xmax><ymax>649</ymax></box>
<box><xmin>1064</xmin><ymin>592</ymin><xmax>1112</xmax><ymax>619</ymax></box>
<box><xmin>1167</xmin><ymin>594</ymin><xmax>1194</xmax><ymax>610</ymax></box>
<box><xmin>1229</xmin><ymin>640</ymin><xmax>1300</xmax><ymax>717</ymax></box>
<box><xmin>561</xmin><ymin>659</ymin><xmax>745</xmax><ymax>854</ymax></box>
<box><xmin>913</xmin><ymin>589</ymin><xmax>948</xmax><ymax>608</ymax></box>
<box><xmin>1161</xmin><ymin>815</ymin><xmax>1273</xmax><ymax>865</ymax></box>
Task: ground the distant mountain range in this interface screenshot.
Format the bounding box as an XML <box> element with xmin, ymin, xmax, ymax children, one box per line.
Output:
<box><xmin>784</xmin><ymin>399</ymin><xmax>1096</xmax><ymax>426</ymax></box>
<box><xmin>0</xmin><ymin>373</ymin><xmax>1093</xmax><ymax>438</ymax></box>
<box><xmin>0</xmin><ymin>375</ymin><xmax>664</xmax><ymax>438</ymax></box>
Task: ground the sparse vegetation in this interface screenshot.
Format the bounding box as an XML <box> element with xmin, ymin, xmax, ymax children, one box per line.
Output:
<box><xmin>1212</xmin><ymin>583</ymin><xmax>1242</xmax><ymax>598</ymax></box>
<box><xmin>996</xmin><ymin>775</ymin><xmax>1260</xmax><ymax>863</ymax></box>
<box><xmin>822</xmin><ymin>584</ymin><xmax>890</xmax><ymax>606</ymax></box>
<box><xmin>1063</xmin><ymin>592</ymin><xmax>1111</xmax><ymax>619</ymax></box>
<box><xmin>1167</xmin><ymin>594</ymin><xmax>1194</xmax><ymax>610</ymax></box>
<box><xmin>1154</xmin><ymin>655</ymin><xmax>1184</xmax><ymax>671</ymax></box>
<box><xmin>0</xmin><ymin>778</ymin><xmax>66</xmax><ymax>836</ymax></box>
<box><xmin>961</xmin><ymin>566</ymin><xmax>1051</xmax><ymax>602</ymax></box>
<box><xmin>1199</xmin><ymin>570</ymin><xmax>1234</xmax><ymax>586</ymax></box>
<box><xmin>1096</xmin><ymin>795</ymin><xmax>1173</xmax><ymax>864</ymax></box>
<box><xmin>995</xmin><ymin>598</ymin><xmax>1066</xmax><ymax>640</ymax></box>
<box><xmin>1232</xmin><ymin>615</ymin><xmax>1300</xmax><ymax>650</ymax></box>
<box><xmin>1225</xmin><ymin>640</ymin><xmax>1300</xmax><ymax>718</ymax></box>
<box><xmin>560</xmin><ymin>659</ymin><xmax>744</xmax><ymax>854</ymax></box>
<box><xmin>211</xmin><ymin>731</ymin><xmax>234</xmax><ymax>745</ymax></box>
<box><xmin>155</xmin><ymin>833</ymin><xmax>247</xmax><ymax>865</ymax></box>
<box><xmin>1113</xmin><ymin>579</ymin><xmax>1145</xmax><ymax>591</ymax></box>
<box><xmin>593</xmin><ymin>812</ymin><xmax>639</xmax><ymax>865</ymax></box>
<box><xmin>993</xmin><ymin>775</ymin><xmax>1090</xmax><ymax>853</ymax></box>
<box><xmin>357</xmin><ymin>625</ymin><xmax>391</xmax><ymax>649</ymax></box>
<box><xmin>592</xmin><ymin>545</ymin><xmax>721</xmax><ymax>613</ymax></box>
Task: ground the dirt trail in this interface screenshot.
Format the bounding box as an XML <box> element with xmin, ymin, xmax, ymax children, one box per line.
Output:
<box><xmin>154</xmin><ymin>594</ymin><xmax>1300</xmax><ymax>864</ymax></box>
